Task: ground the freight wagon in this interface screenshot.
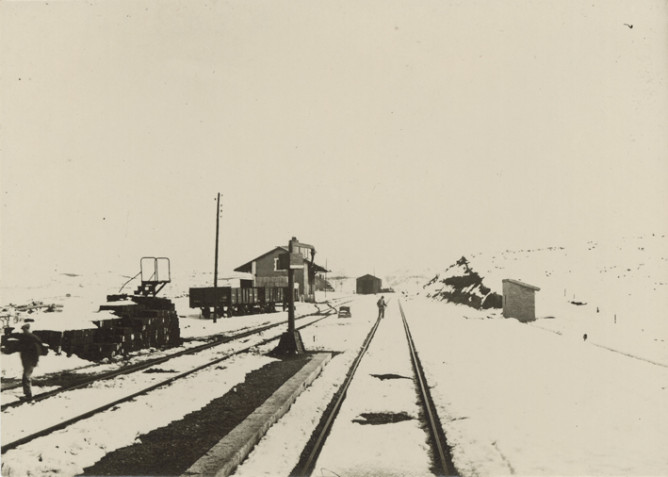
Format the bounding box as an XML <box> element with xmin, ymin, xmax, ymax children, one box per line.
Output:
<box><xmin>189</xmin><ymin>286</ymin><xmax>289</xmax><ymax>318</ymax></box>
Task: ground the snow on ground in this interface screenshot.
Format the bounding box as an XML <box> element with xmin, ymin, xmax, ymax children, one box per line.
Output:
<box><xmin>1</xmin><ymin>353</ymin><xmax>276</xmax><ymax>477</ymax></box>
<box><xmin>462</xmin><ymin>234</ymin><xmax>668</xmax><ymax>337</ymax></box>
<box><xmin>312</xmin><ymin>295</ymin><xmax>433</xmax><ymax>477</ymax></box>
<box><xmin>235</xmin><ymin>290</ymin><xmax>667</xmax><ymax>476</ymax></box>
<box><xmin>2</xmin><ymin>234</ymin><xmax>667</xmax><ymax>476</ymax></box>
<box><xmin>0</xmin><ymin>303</ymin><xmax>319</xmax><ymax>402</ymax></box>
<box><xmin>0</xmin><ymin>269</ymin><xmax>318</xmax><ymax>382</ymax></box>
<box><xmin>398</xmin><ymin>235</ymin><xmax>668</xmax><ymax>475</ymax></box>
<box><xmin>465</xmin><ymin>235</ymin><xmax>668</xmax><ymax>368</ymax></box>
<box><xmin>236</xmin><ymin>235</ymin><xmax>667</xmax><ymax>476</ymax></box>
<box><xmin>1</xmin><ymin>272</ymin><xmax>324</xmax><ymax>476</ymax></box>
<box><xmin>233</xmin><ymin>294</ymin><xmax>380</xmax><ymax>477</ymax></box>
<box><xmin>1</xmin><ymin>297</ymin><xmax>321</xmax><ymax>475</ymax></box>
<box><xmin>404</xmin><ymin>298</ymin><xmax>668</xmax><ymax>475</ymax></box>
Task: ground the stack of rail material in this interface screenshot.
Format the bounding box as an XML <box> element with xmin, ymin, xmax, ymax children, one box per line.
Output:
<box><xmin>2</xmin><ymin>296</ymin><xmax>181</xmax><ymax>362</ymax></box>
<box><xmin>96</xmin><ymin>295</ymin><xmax>181</xmax><ymax>359</ymax></box>
<box><xmin>3</xmin><ymin>328</ymin><xmax>99</xmax><ymax>360</ymax></box>
<box><xmin>61</xmin><ymin>329</ymin><xmax>99</xmax><ymax>359</ymax></box>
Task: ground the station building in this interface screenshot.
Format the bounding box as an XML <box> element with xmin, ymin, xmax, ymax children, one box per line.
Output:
<box><xmin>234</xmin><ymin>237</ymin><xmax>327</xmax><ymax>302</ymax></box>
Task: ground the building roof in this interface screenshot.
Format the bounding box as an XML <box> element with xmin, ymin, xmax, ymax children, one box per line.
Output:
<box><xmin>502</xmin><ymin>278</ymin><xmax>541</xmax><ymax>291</ymax></box>
<box><xmin>311</xmin><ymin>262</ymin><xmax>329</xmax><ymax>273</ymax></box>
<box><xmin>234</xmin><ymin>246</ymin><xmax>286</xmax><ymax>273</ymax></box>
<box><xmin>234</xmin><ymin>246</ymin><xmax>328</xmax><ymax>274</ymax></box>
<box><xmin>357</xmin><ymin>274</ymin><xmax>381</xmax><ymax>281</ymax></box>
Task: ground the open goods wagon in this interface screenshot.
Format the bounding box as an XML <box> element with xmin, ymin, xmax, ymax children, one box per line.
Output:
<box><xmin>189</xmin><ymin>286</ymin><xmax>289</xmax><ymax>318</ymax></box>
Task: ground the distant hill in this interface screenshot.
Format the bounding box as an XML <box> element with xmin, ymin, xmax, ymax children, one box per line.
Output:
<box><xmin>418</xmin><ymin>233</ymin><xmax>668</xmax><ymax>334</ymax></box>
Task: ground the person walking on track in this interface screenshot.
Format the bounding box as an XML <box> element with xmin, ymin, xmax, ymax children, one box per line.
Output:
<box><xmin>17</xmin><ymin>323</ymin><xmax>45</xmax><ymax>401</ymax></box>
<box><xmin>377</xmin><ymin>296</ymin><xmax>387</xmax><ymax>319</ymax></box>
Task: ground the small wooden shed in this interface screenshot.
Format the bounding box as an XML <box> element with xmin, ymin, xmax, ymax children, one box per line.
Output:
<box><xmin>502</xmin><ymin>279</ymin><xmax>541</xmax><ymax>322</ymax></box>
<box><xmin>356</xmin><ymin>274</ymin><xmax>382</xmax><ymax>295</ymax></box>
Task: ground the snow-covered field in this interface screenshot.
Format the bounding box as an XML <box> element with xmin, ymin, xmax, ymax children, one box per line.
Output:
<box><xmin>402</xmin><ymin>235</ymin><xmax>668</xmax><ymax>475</ymax></box>
<box><xmin>405</xmin><ymin>299</ymin><xmax>668</xmax><ymax>475</ymax></box>
<box><xmin>2</xmin><ymin>234</ymin><xmax>667</xmax><ymax>476</ymax></box>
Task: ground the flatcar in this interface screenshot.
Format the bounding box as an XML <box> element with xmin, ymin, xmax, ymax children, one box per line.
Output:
<box><xmin>189</xmin><ymin>286</ymin><xmax>289</xmax><ymax>318</ymax></box>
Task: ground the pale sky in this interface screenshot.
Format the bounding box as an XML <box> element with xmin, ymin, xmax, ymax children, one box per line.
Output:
<box><xmin>1</xmin><ymin>0</ymin><xmax>667</xmax><ymax>284</ymax></box>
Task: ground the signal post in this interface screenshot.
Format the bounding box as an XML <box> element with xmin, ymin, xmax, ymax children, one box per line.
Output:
<box><xmin>272</xmin><ymin>237</ymin><xmax>305</xmax><ymax>356</ymax></box>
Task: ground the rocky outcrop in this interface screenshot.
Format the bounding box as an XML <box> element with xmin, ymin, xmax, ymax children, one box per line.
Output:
<box><xmin>424</xmin><ymin>257</ymin><xmax>502</xmax><ymax>309</ymax></box>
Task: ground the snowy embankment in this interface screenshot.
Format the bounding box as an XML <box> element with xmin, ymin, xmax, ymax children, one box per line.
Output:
<box><xmin>404</xmin><ymin>298</ymin><xmax>668</xmax><ymax>476</ymax></box>
<box><xmin>408</xmin><ymin>234</ymin><xmax>668</xmax><ymax>362</ymax></box>
<box><xmin>391</xmin><ymin>234</ymin><xmax>668</xmax><ymax>475</ymax></box>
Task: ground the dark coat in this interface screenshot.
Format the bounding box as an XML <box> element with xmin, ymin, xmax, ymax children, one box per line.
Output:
<box><xmin>18</xmin><ymin>332</ymin><xmax>43</xmax><ymax>368</ymax></box>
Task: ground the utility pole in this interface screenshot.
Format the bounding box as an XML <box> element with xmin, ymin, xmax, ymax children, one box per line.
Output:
<box><xmin>213</xmin><ymin>193</ymin><xmax>222</xmax><ymax>323</ymax></box>
<box><xmin>324</xmin><ymin>258</ymin><xmax>327</xmax><ymax>300</ymax></box>
<box><xmin>287</xmin><ymin>237</ymin><xmax>296</xmax><ymax>335</ymax></box>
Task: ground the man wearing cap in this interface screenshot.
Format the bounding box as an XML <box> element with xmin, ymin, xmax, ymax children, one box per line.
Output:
<box><xmin>18</xmin><ymin>323</ymin><xmax>44</xmax><ymax>401</ymax></box>
<box><xmin>377</xmin><ymin>296</ymin><xmax>387</xmax><ymax>319</ymax></box>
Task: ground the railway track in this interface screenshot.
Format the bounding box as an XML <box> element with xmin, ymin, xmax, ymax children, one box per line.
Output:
<box><xmin>1</xmin><ymin>306</ymin><xmax>338</xmax><ymax>454</ymax></box>
<box><xmin>399</xmin><ymin>299</ymin><xmax>455</xmax><ymax>476</ymax></box>
<box><xmin>292</xmin><ymin>298</ymin><xmax>456</xmax><ymax>476</ymax></box>
<box><xmin>1</xmin><ymin>301</ymin><xmax>345</xmax><ymax>410</ymax></box>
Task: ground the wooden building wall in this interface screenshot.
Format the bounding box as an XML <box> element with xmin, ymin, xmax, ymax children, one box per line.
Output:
<box><xmin>253</xmin><ymin>249</ymin><xmax>308</xmax><ymax>299</ymax></box>
<box><xmin>356</xmin><ymin>275</ymin><xmax>382</xmax><ymax>295</ymax></box>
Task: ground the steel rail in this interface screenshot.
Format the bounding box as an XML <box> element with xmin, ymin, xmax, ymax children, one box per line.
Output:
<box><xmin>293</xmin><ymin>314</ymin><xmax>383</xmax><ymax>476</ymax></box>
<box><xmin>1</xmin><ymin>312</ymin><xmax>334</xmax><ymax>454</ymax></box>
<box><xmin>399</xmin><ymin>300</ymin><xmax>456</xmax><ymax>476</ymax></box>
<box><xmin>1</xmin><ymin>308</ymin><xmax>331</xmax><ymax>411</ymax></box>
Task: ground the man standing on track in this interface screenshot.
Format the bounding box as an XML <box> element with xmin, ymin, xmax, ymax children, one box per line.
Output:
<box><xmin>18</xmin><ymin>323</ymin><xmax>45</xmax><ymax>401</ymax></box>
<box><xmin>377</xmin><ymin>295</ymin><xmax>387</xmax><ymax>319</ymax></box>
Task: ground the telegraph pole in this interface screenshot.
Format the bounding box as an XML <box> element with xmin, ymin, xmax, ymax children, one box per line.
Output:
<box><xmin>213</xmin><ymin>193</ymin><xmax>222</xmax><ymax>323</ymax></box>
<box><xmin>287</xmin><ymin>237</ymin><xmax>295</xmax><ymax>335</ymax></box>
<box><xmin>324</xmin><ymin>258</ymin><xmax>327</xmax><ymax>300</ymax></box>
